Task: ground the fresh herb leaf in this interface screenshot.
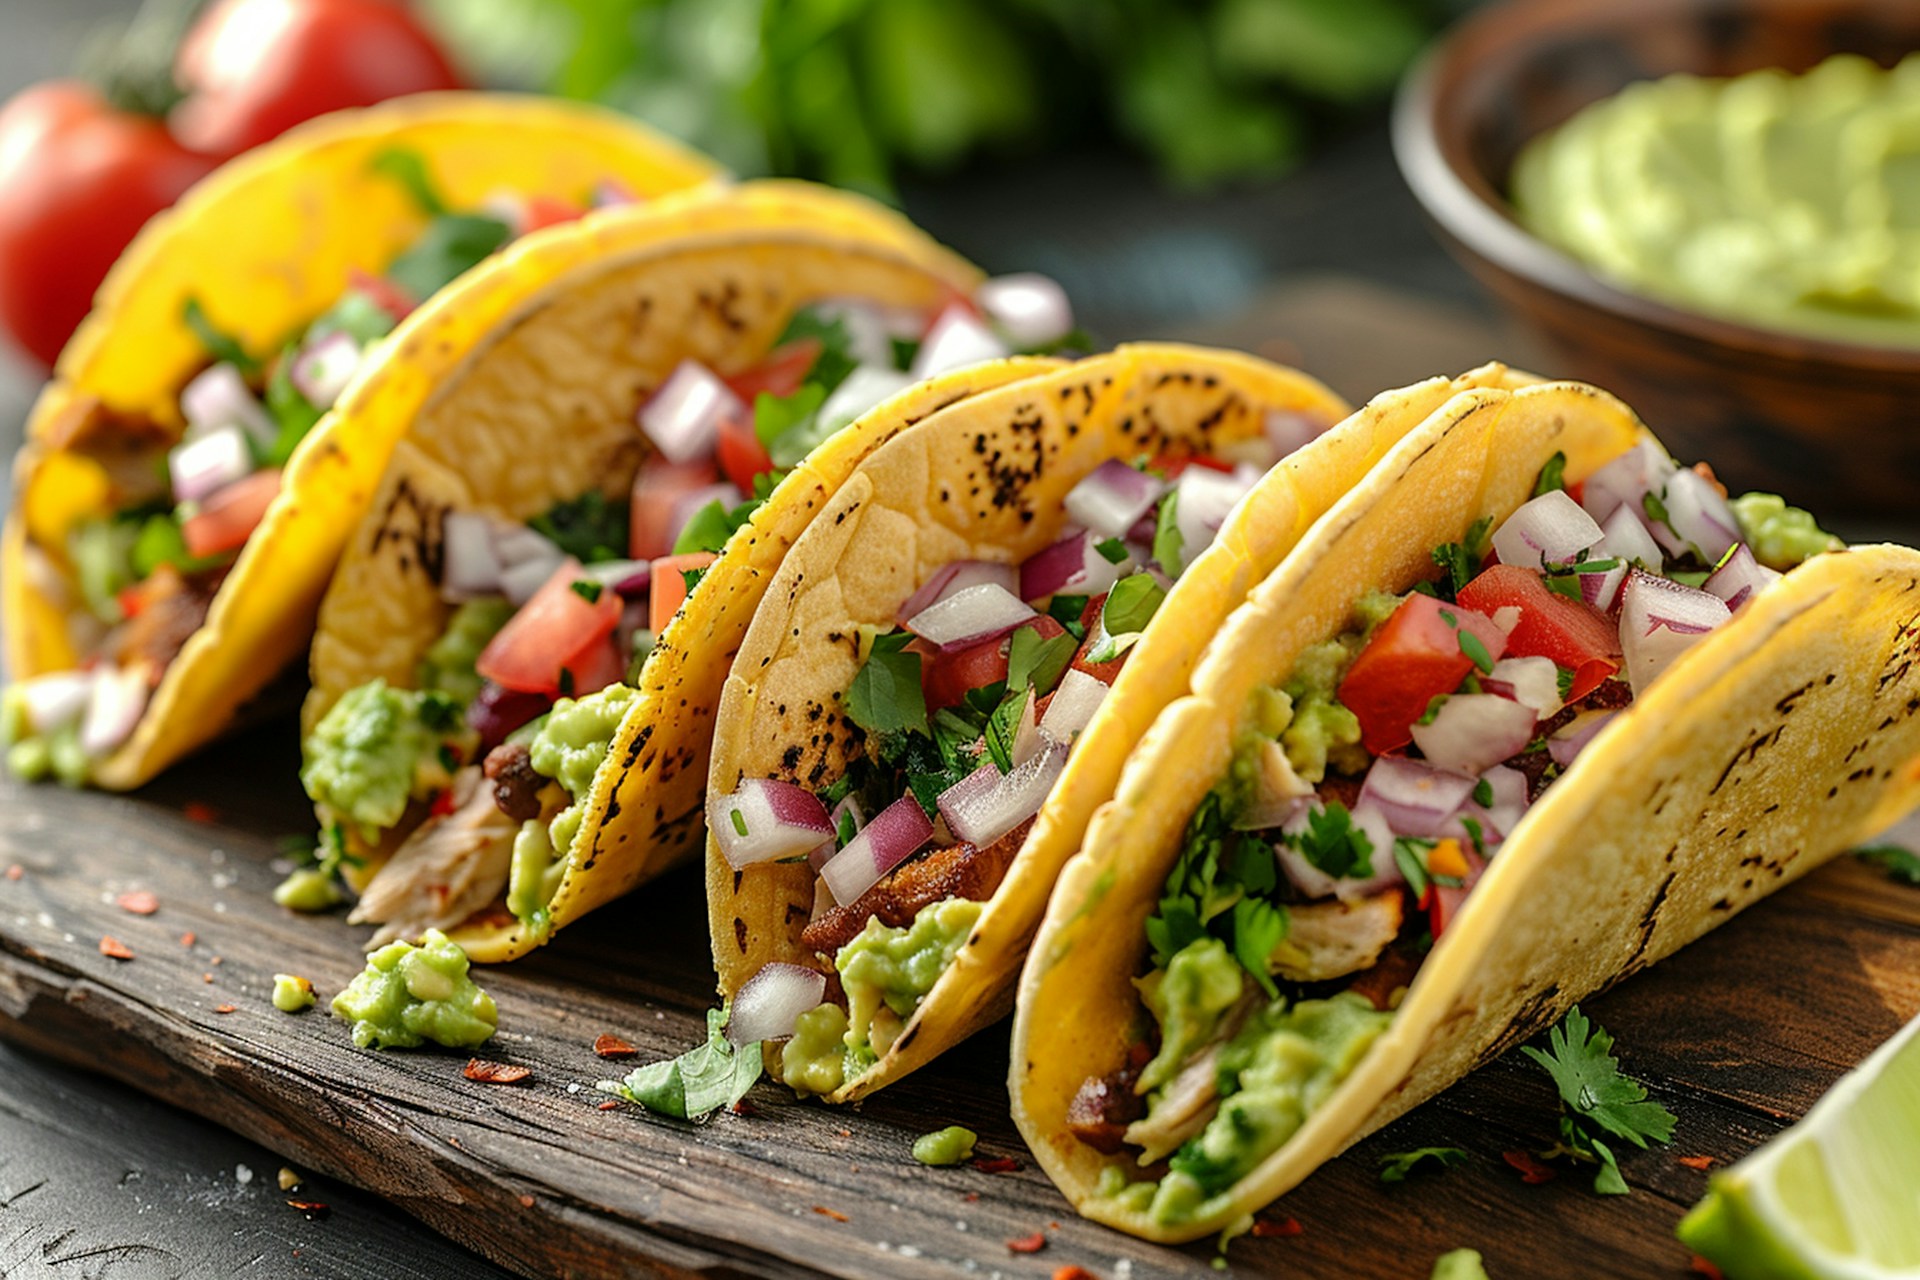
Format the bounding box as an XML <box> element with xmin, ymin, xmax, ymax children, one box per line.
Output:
<box><xmin>1416</xmin><ymin>693</ymin><xmax>1448</xmax><ymax>726</ymax></box>
<box><xmin>1047</xmin><ymin>594</ymin><xmax>1090</xmax><ymax>640</ymax></box>
<box><xmin>1533</xmin><ymin>452</ymin><xmax>1567</xmax><ymax>497</ymax></box>
<box><xmin>1394</xmin><ymin>837</ymin><xmax>1435</xmax><ymax>899</ymax></box>
<box><xmin>1459</xmin><ymin>816</ymin><xmax>1486</xmax><ymax>858</ymax></box>
<box><xmin>1643</xmin><ymin>490</ymin><xmax>1671</xmax><ymax>528</ymax></box>
<box><xmin>309</xmin><ymin>290</ymin><xmax>398</xmax><ymax>346</ymax></box>
<box><xmin>386</xmin><ymin>213</ymin><xmax>512</xmax><ymax>301</ymax></box>
<box><xmin>984</xmin><ymin>687</ymin><xmax>1029</xmax><ymax>773</ymax></box>
<box><xmin>835</xmin><ymin>808</ymin><xmax>858</xmax><ymax>849</ymax></box>
<box><xmin>773</xmin><ymin>308</ymin><xmax>856</xmax><ymax>395</ymax></box>
<box><xmin>681</xmin><ymin>566</ymin><xmax>708</xmax><ymax>596</ymax></box>
<box><xmin>1007</xmin><ymin>624</ymin><xmax>1075</xmax><ymax>696</ymax></box>
<box><xmin>531</xmin><ymin>491</ymin><xmax>629</xmax><ymax>563</ymax></box>
<box><xmin>370</xmin><ymin>147</ymin><xmax>449</xmax><ymax>215</ymax></box>
<box><xmin>1284</xmin><ymin>801</ymin><xmax>1374</xmax><ymax>880</ymax></box>
<box><xmin>183</xmin><ymin>298</ymin><xmax>258</xmax><ymax>375</ymax></box>
<box><xmin>1472</xmin><ymin>778</ymin><xmax>1494</xmax><ymax>808</ymax></box>
<box><xmin>754</xmin><ymin>384</ymin><xmax>830</xmax><ymax>468</ymax></box>
<box><xmin>1144</xmin><ymin>790</ymin><xmax>1284</xmax><ymax>981</ymax></box>
<box><xmin>1430</xmin><ymin>518</ymin><xmax>1492</xmax><ymax>601</ymax></box>
<box><xmin>1856</xmin><ymin>844</ymin><xmax>1920</xmax><ymax>886</ymax></box>
<box><xmin>569</xmin><ymin>579</ymin><xmax>605</xmax><ymax>604</ymax></box>
<box><xmin>730</xmin><ymin>808</ymin><xmax>749</xmax><ymax>838</ymax></box>
<box><xmin>1521</xmin><ymin>1006</ymin><xmax>1676</xmax><ymax>1195</ymax></box>
<box><xmin>597</xmin><ymin>1007</ymin><xmax>761</xmax><ymax>1119</ymax></box>
<box><xmin>1152</xmin><ymin>490</ymin><xmax>1184</xmax><ymax>576</ymax></box>
<box><xmin>1086</xmin><ymin>572</ymin><xmax>1167</xmax><ymax>664</ymax></box>
<box><xmin>261</xmin><ymin>346</ymin><xmax>325</xmax><ymax>465</ymax></box>
<box><xmin>1556</xmin><ymin>666</ymin><xmax>1576</xmax><ymax>701</ymax></box>
<box><xmin>846</xmin><ymin>630</ymin><xmax>929</xmax><ymax>740</ymax></box>
<box><xmin>1095</xmin><ymin>536</ymin><xmax>1129</xmax><ymax>565</ymax></box>
<box><xmin>1230</xmin><ymin>896</ymin><xmax>1286</xmax><ymax>997</ymax></box>
<box><xmin>417</xmin><ymin>691</ymin><xmax>462</xmax><ymax>733</ymax></box>
<box><xmin>1378</xmin><ymin>1146</ymin><xmax>1469</xmax><ymax>1184</ymax></box>
<box><xmin>674</xmin><ymin>471</ymin><xmax>782</xmax><ymax>556</ymax></box>
<box><xmin>1457</xmin><ymin>629</ymin><xmax>1494</xmax><ymax>675</ymax></box>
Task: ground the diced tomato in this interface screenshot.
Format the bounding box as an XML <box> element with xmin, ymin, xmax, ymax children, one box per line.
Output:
<box><xmin>1457</xmin><ymin>564</ymin><xmax>1621</xmax><ymax>701</ymax></box>
<box><xmin>1069</xmin><ymin>593</ymin><xmax>1128</xmax><ymax>686</ymax></box>
<box><xmin>1424</xmin><ymin>846</ymin><xmax>1487</xmax><ymax>939</ymax></box>
<box><xmin>116</xmin><ymin>583</ymin><xmax>147</xmax><ymax>620</ymax></box>
<box><xmin>915</xmin><ymin>616</ymin><xmax>1067</xmax><ymax>711</ymax></box>
<box><xmin>476</xmin><ymin>559</ymin><xmax>622</xmax><ymax>697</ymax></box>
<box><xmin>521</xmin><ymin>194</ymin><xmax>583</xmax><ymax>234</ymax></box>
<box><xmin>1338</xmin><ymin>594</ymin><xmax>1507</xmax><ymax>755</ymax></box>
<box><xmin>722</xmin><ymin>339</ymin><xmax>820</xmax><ymax>404</ymax></box>
<box><xmin>347</xmin><ymin>268</ymin><xmax>413</xmax><ymax>322</ymax></box>
<box><xmin>183</xmin><ymin>468</ymin><xmax>282</xmax><ymax>558</ymax></box>
<box><xmin>715</xmin><ymin>411</ymin><xmax>774</xmax><ymax>493</ymax></box>
<box><xmin>648</xmin><ymin>552</ymin><xmax>717</xmax><ymax>633</ymax></box>
<box><xmin>1148</xmin><ymin>453</ymin><xmax>1233</xmax><ymax>482</ymax></box>
<box><xmin>629</xmin><ymin>456</ymin><xmax>720</xmax><ymax>560</ymax></box>
<box><xmin>920</xmin><ymin>289</ymin><xmax>979</xmax><ymax>337</ymax></box>
<box><xmin>566</xmin><ymin>636</ymin><xmax>626</xmax><ymax>696</ymax></box>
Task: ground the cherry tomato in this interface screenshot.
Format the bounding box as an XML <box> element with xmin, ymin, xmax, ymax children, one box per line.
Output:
<box><xmin>183</xmin><ymin>468</ymin><xmax>283</xmax><ymax>558</ymax></box>
<box><xmin>1457</xmin><ymin>564</ymin><xmax>1621</xmax><ymax>701</ymax></box>
<box><xmin>648</xmin><ymin>552</ymin><xmax>717</xmax><ymax>634</ymax></box>
<box><xmin>1338</xmin><ymin>594</ymin><xmax>1507</xmax><ymax>755</ymax></box>
<box><xmin>629</xmin><ymin>457</ymin><xmax>720</xmax><ymax>561</ymax></box>
<box><xmin>0</xmin><ymin>82</ymin><xmax>218</xmax><ymax>369</ymax></box>
<box><xmin>476</xmin><ymin>560</ymin><xmax>621</xmax><ymax>697</ymax></box>
<box><xmin>715</xmin><ymin>412</ymin><xmax>775</xmax><ymax>494</ymax></box>
<box><xmin>914</xmin><ymin>617</ymin><xmax>1067</xmax><ymax>711</ymax></box>
<box><xmin>722</xmin><ymin>339</ymin><xmax>821</xmax><ymax>404</ymax></box>
<box><xmin>171</xmin><ymin>0</ymin><xmax>464</xmax><ymax>158</ymax></box>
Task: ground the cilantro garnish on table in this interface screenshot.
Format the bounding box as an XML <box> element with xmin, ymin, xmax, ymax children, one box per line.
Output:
<box><xmin>597</xmin><ymin>1008</ymin><xmax>759</xmax><ymax>1120</ymax></box>
<box><xmin>1378</xmin><ymin>1146</ymin><xmax>1470</xmax><ymax>1184</ymax></box>
<box><xmin>1855</xmin><ymin>843</ymin><xmax>1920</xmax><ymax>886</ymax></box>
<box><xmin>1521</xmin><ymin>1006</ymin><xmax>1676</xmax><ymax>1194</ymax></box>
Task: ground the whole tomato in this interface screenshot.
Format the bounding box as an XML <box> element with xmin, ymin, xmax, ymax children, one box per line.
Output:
<box><xmin>0</xmin><ymin>82</ymin><xmax>218</xmax><ymax>369</ymax></box>
<box><xmin>171</xmin><ymin>0</ymin><xmax>464</xmax><ymax>158</ymax></box>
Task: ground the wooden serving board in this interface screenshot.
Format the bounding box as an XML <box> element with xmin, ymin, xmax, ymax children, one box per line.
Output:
<box><xmin>1</xmin><ymin>722</ymin><xmax>1916</xmax><ymax>1280</ymax></box>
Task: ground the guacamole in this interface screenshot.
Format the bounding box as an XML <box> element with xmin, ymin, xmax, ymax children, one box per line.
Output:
<box><xmin>1731</xmin><ymin>492</ymin><xmax>1843</xmax><ymax>570</ymax></box>
<box><xmin>273</xmin><ymin>866</ymin><xmax>344</xmax><ymax>912</ymax></box>
<box><xmin>1514</xmin><ymin>54</ymin><xmax>1920</xmax><ymax>346</ymax></box>
<box><xmin>1136</xmin><ymin>937</ymin><xmax>1246</xmax><ymax>1094</ymax></box>
<box><xmin>301</xmin><ymin>680</ymin><xmax>471</xmax><ymax>841</ymax></box>
<box><xmin>330</xmin><ymin>928</ymin><xmax>497</xmax><ymax>1050</ymax></box>
<box><xmin>911</xmin><ymin>1125</ymin><xmax>979</xmax><ymax>1166</ymax></box>
<box><xmin>272</xmin><ymin>973</ymin><xmax>318</xmax><ymax>1013</ymax></box>
<box><xmin>1</xmin><ymin>698</ymin><xmax>88</xmax><ymax>788</ymax></box>
<box><xmin>419</xmin><ymin>598</ymin><xmax>514</xmax><ymax>705</ymax></box>
<box><xmin>1432</xmin><ymin>1250</ymin><xmax>1491</xmax><ymax>1280</ymax></box>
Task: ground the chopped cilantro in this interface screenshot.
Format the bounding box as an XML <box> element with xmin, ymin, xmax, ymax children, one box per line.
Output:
<box><xmin>1394</xmin><ymin>837</ymin><xmax>1435</xmax><ymax>899</ymax></box>
<box><xmin>1007</xmin><ymin>624</ymin><xmax>1075</xmax><ymax>697</ymax></box>
<box><xmin>1642</xmin><ymin>490</ymin><xmax>1671</xmax><ymax>529</ymax></box>
<box><xmin>1047</xmin><ymin>593</ymin><xmax>1090</xmax><ymax>640</ymax></box>
<box><xmin>1555</xmin><ymin>666</ymin><xmax>1576</xmax><ymax>701</ymax></box>
<box><xmin>531</xmin><ymin>492</ymin><xmax>629</xmax><ymax>564</ymax></box>
<box><xmin>755</xmin><ymin>385</ymin><xmax>838</xmax><ymax>468</ymax></box>
<box><xmin>1856</xmin><ymin>844</ymin><xmax>1920</xmax><ymax>886</ymax></box>
<box><xmin>183</xmin><ymin>298</ymin><xmax>258</xmax><ymax>375</ymax></box>
<box><xmin>597</xmin><ymin>1007</ymin><xmax>760</xmax><ymax>1120</ymax></box>
<box><xmin>1283</xmin><ymin>801</ymin><xmax>1374</xmax><ymax>881</ymax></box>
<box><xmin>1378</xmin><ymin>1146</ymin><xmax>1470</xmax><ymax>1184</ymax></box>
<box><xmin>1459</xmin><ymin>816</ymin><xmax>1486</xmax><ymax>858</ymax></box>
<box><xmin>1085</xmin><ymin>572</ymin><xmax>1167</xmax><ymax>664</ymax></box>
<box><xmin>385</xmin><ymin>213</ymin><xmax>512</xmax><ymax>301</ymax></box>
<box><xmin>730</xmin><ymin>808</ymin><xmax>749</xmax><ymax>838</ymax></box>
<box><xmin>569</xmin><ymin>579</ymin><xmax>605</xmax><ymax>604</ymax></box>
<box><xmin>1457</xmin><ymin>629</ymin><xmax>1495</xmax><ymax>675</ymax></box>
<box><xmin>835</xmin><ymin>808</ymin><xmax>858</xmax><ymax>849</ymax></box>
<box><xmin>1430</xmin><ymin>518</ymin><xmax>1493</xmax><ymax>601</ymax></box>
<box><xmin>674</xmin><ymin>471</ymin><xmax>782</xmax><ymax>556</ymax></box>
<box><xmin>1145</xmin><ymin>791</ymin><xmax>1281</xmax><ymax>987</ymax></box>
<box><xmin>369</xmin><ymin>147</ymin><xmax>449</xmax><ymax>215</ymax></box>
<box><xmin>1521</xmin><ymin>1006</ymin><xmax>1676</xmax><ymax>1195</ymax></box>
<box><xmin>1095</xmin><ymin>536</ymin><xmax>1129</xmax><ymax>565</ymax></box>
<box><xmin>1533</xmin><ymin>451</ymin><xmax>1567</xmax><ymax>497</ymax></box>
<box><xmin>984</xmin><ymin>688</ymin><xmax>1029</xmax><ymax>773</ymax></box>
<box><xmin>773</xmin><ymin>308</ymin><xmax>857</xmax><ymax>395</ymax></box>
<box><xmin>1472</xmin><ymin>777</ymin><xmax>1494</xmax><ymax>808</ymax></box>
<box><xmin>846</xmin><ymin>630</ymin><xmax>929</xmax><ymax>740</ymax></box>
<box><xmin>680</xmin><ymin>566</ymin><xmax>707</xmax><ymax>596</ymax></box>
<box><xmin>261</xmin><ymin>347</ymin><xmax>325</xmax><ymax>465</ymax></box>
<box><xmin>1416</xmin><ymin>694</ymin><xmax>1448</xmax><ymax>726</ymax></box>
<box><xmin>1230</xmin><ymin>896</ymin><xmax>1287</xmax><ymax>992</ymax></box>
<box><xmin>418</xmin><ymin>691</ymin><xmax>461</xmax><ymax>732</ymax></box>
<box><xmin>1152</xmin><ymin>490</ymin><xmax>1184</xmax><ymax>576</ymax></box>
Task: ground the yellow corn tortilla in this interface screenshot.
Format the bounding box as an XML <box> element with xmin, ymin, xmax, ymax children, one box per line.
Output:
<box><xmin>298</xmin><ymin>179</ymin><xmax>1031</xmax><ymax>959</ymax></box>
<box><xmin>1010</xmin><ymin>380</ymin><xmax>1920</xmax><ymax>1243</ymax></box>
<box><xmin>705</xmin><ymin>354</ymin><xmax>1540</xmax><ymax>1103</ymax></box>
<box><xmin>3</xmin><ymin>92</ymin><xmax>721</xmax><ymax>789</ymax></box>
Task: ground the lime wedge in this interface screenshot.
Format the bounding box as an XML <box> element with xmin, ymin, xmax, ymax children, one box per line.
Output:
<box><xmin>1678</xmin><ymin>1011</ymin><xmax>1920</xmax><ymax>1279</ymax></box>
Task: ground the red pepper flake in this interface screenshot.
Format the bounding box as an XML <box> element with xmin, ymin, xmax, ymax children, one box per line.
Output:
<box><xmin>963</xmin><ymin>1192</ymin><xmax>980</xmax><ymax>1203</ymax></box>
<box><xmin>811</xmin><ymin>1205</ymin><xmax>849</xmax><ymax>1223</ymax></box>
<box><xmin>593</xmin><ymin>1034</ymin><xmax>637</xmax><ymax>1059</ymax></box>
<box><xmin>1690</xmin><ymin>1257</ymin><xmax>1724</xmax><ymax>1279</ymax></box>
<box><xmin>1678</xmin><ymin>1154</ymin><xmax>1715</xmax><ymax>1171</ymax></box>
<box><xmin>182</xmin><ymin>801</ymin><xmax>220</xmax><ymax>824</ymax></box>
<box><xmin>180</xmin><ymin>932</ymin><xmax>196</xmax><ymax>948</ymax></box>
<box><xmin>286</xmin><ymin>1199</ymin><xmax>331</xmax><ymax>1221</ymax></box>
<box><xmin>99</xmin><ymin>936</ymin><xmax>134</xmax><ymax>961</ymax></box>
<box><xmin>5</xmin><ymin>865</ymin><xmax>21</xmax><ymax>881</ymax></box>
<box><xmin>971</xmin><ymin>1156</ymin><xmax>1022</xmax><ymax>1174</ymax></box>
<box><xmin>1502</xmin><ymin>1150</ymin><xmax>1556</xmax><ymax>1185</ymax></box>
<box><xmin>1052</xmin><ymin>1268</ymin><xmax>1100</xmax><ymax>1280</ymax></box>
<box><xmin>202</xmin><ymin>973</ymin><xmax>214</xmax><ymax>983</ymax></box>
<box><xmin>214</xmin><ymin>1004</ymin><xmax>238</xmax><ymax>1014</ymax></box>
<box><xmin>1007</xmin><ymin>1232</ymin><xmax>1048</xmax><ymax>1255</ymax></box>
<box><xmin>730</xmin><ymin>1099</ymin><xmax>760</xmax><ymax>1117</ymax></box>
<box><xmin>596</xmin><ymin>1100</ymin><xmax>620</xmax><ymax>1111</ymax></box>
<box><xmin>1251</xmin><ymin>1216</ymin><xmax>1304</xmax><ymax>1238</ymax></box>
<box><xmin>211</xmin><ymin>955</ymin><xmax>224</xmax><ymax>966</ymax></box>
<box><xmin>517</xmin><ymin>1194</ymin><xmax>535</xmax><ymax>1209</ymax></box>
<box><xmin>116</xmin><ymin>890</ymin><xmax>159</xmax><ymax>916</ymax></box>
<box><xmin>463</xmin><ymin>1059</ymin><xmax>532</xmax><ymax>1085</ymax></box>
<box><xmin>837</xmin><ymin>1128</ymin><xmax>852</xmax><ymax>1139</ymax></box>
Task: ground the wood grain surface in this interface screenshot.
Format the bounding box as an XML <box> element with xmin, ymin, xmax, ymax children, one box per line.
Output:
<box><xmin>1</xmin><ymin>721</ymin><xmax>1915</xmax><ymax>1280</ymax></box>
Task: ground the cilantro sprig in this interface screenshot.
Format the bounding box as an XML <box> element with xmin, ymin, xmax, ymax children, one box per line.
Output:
<box><xmin>1856</xmin><ymin>843</ymin><xmax>1920</xmax><ymax>885</ymax></box>
<box><xmin>1426</xmin><ymin>518</ymin><xmax>1492</xmax><ymax>602</ymax></box>
<box><xmin>1378</xmin><ymin>1146</ymin><xmax>1470</xmax><ymax>1184</ymax></box>
<box><xmin>596</xmin><ymin>1008</ymin><xmax>760</xmax><ymax>1120</ymax></box>
<box><xmin>1146</xmin><ymin>791</ymin><xmax>1287</xmax><ymax>995</ymax></box>
<box><xmin>1085</xmin><ymin>572</ymin><xmax>1167</xmax><ymax>664</ymax></box>
<box><xmin>1521</xmin><ymin>1006</ymin><xmax>1676</xmax><ymax>1194</ymax></box>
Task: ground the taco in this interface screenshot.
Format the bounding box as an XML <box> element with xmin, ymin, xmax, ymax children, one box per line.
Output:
<box><xmin>1009</xmin><ymin>379</ymin><xmax>1920</xmax><ymax>1242</ymax></box>
<box><xmin>1</xmin><ymin>93</ymin><xmax>719</xmax><ymax>790</ymax></box>
<box><xmin>296</xmin><ymin>178</ymin><xmax>1081</xmax><ymax>958</ymax></box>
<box><xmin>703</xmin><ymin>356</ymin><xmax>1546</xmax><ymax>1104</ymax></box>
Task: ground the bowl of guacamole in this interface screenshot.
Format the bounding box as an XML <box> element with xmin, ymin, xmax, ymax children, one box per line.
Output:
<box><xmin>1394</xmin><ymin>0</ymin><xmax>1920</xmax><ymax>519</ymax></box>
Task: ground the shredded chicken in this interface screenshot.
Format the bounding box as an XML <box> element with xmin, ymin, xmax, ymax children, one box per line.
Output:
<box><xmin>1123</xmin><ymin>1044</ymin><xmax>1223</xmax><ymax>1165</ymax></box>
<box><xmin>349</xmin><ymin>768</ymin><xmax>519</xmax><ymax>947</ymax></box>
<box><xmin>1269</xmin><ymin>890</ymin><xmax>1404</xmax><ymax>983</ymax></box>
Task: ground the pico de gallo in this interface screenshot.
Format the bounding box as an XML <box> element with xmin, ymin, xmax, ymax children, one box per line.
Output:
<box><xmin>708</xmin><ymin>430</ymin><xmax>1341</xmax><ymax>1098</ymax></box>
<box><xmin>295</xmin><ymin>280</ymin><xmax>1084</xmax><ymax>941</ymax></box>
<box><xmin>1</xmin><ymin>149</ymin><xmax>630</xmax><ymax>786</ymax></box>
<box><xmin>1071</xmin><ymin>444</ymin><xmax>1841</xmax><ymax>1228</ymax></box>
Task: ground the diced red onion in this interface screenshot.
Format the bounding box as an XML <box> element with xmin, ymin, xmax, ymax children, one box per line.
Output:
<box><xmin>820</xmin><ymin>795</ymin><xmax>934</xmax><ymax>905</ymax></box>
<box><xmin>975</xmin><ymin>273</ymin><xmax>1074</xmax><ymax>348</ymax></box>
<box><xmin>18</xmin><ymin>671</ymin><xmax>93</xmax><ymax>733</ymax></box>
<box><xmin>1484</xmin><ymin>656</ymin><xmax>1563</xmax><ymax>719</ymax></box>
<box><xmin>1039</xmin><ymin>669</ymin><xmax>1108</xmax><ymax>742</ymax></box>
<box><xmin>1703</xmin><ymin>543</ymin><xmax>1780</xmax><ymax>611</ymax></box>
<box><xmin>1409</xmin><ymin>693</ymin><xmax>1537</xmax><ymax>777</ymax></box>
<box><xmin>180</xmin><ymin>362</ymin><xmax>274</xmax><ymax>449</ymax></box>
<box><xmin>499</xmin><ymin>557</ymin><xmax>561</xmax><ymax>608</ymax></box>
<box><xmin>1596</xmin><ymin>502</ymin><xmax>1663</xmax><ymax>571</ymax></box>
<box><xmin>1018</xmin><ymin>530</ymin><xmax>1129</xmax><ymax>602</ymax></box>
<box><xmin>467</xmin><ymin>682</ymin><xmax>549</xmax><ymax>753</ymax></box>
<box><xmin>1579</xmin><ymin>441</ymin><xmax>1675</xmax><ymax>525</ymax></box>
<box><xmin>1011</xmin><ymin>698</ymin><xmax>1047</xmax><ymax>767</ymax></box>
<box><xmin>1065</xmin><ymin>460</ymin><xmax>1164</xmax><ymax>540</ymax></box>
<box><xmin>584</xmin><ymin>559</ymin><xmax>652</xmax><ymax>595</ymax></box>
<box><xmin>1548</xmin><ymin>709</ymin><xmax>1618</xmax><ymax>768</ymax></box>
<box><xmin>80</xmin><ymin>664</ymin><xmax>148</xmax><ymax>756</ymax></box>
<box><xmin>897</xmin><ymin>561</ymin><xmax>1018</xmax><ymax>625</ymax></box>
<box><xmin>1171</xmin><ymin>466</ymin><xmax>1255</xmax><ymax>575</ymax></box>
<box><xmin>1618</xmin><ymin>570</ymin><xmax>1731</xmax><ymax>693</ymax></box>
<box><xmin>1358</xmin><ymin>755</ymin><xmax>1477</xmax><ymax>837</ymax></box>
<box><xmin>903</xmin><ymin>582</ymin><xmax>1036</xmax><ymax>650</ymax></box>
<box><xmin>1439</xmin><ymin>763</ymin><xmax>1530</xmax><ymax>844</ymax></box>
<box><xmin>726</xmin><ymin>962</ymin><xmax>828</xmax><ymax>1046</ymax></box>
<box><xmin>909</xmin><ymin>305</ymin><xmax>1010</xmax><ymax>379</ymax></box>
<box><xmin>711</xmin><ymin>778</ymin><xmax>835</xmax><ymax>870</ymax></box>
<box><xmin>812</xmin><ymin>795</ymin><xmax>867</xmax><ymax>871</ymax></box>
<box><xmin>937</xmin><ymin>734</ymin><xmax>1067</xmax><ymax>850</ymax></box>
<box><xmin>593</xmin><ymin>179</ymin><xmax>639</xmax><ymax>208</ymax></box>
<box><xmin>1661</xmin><ymin>469</ymin><xmax>1741</xmax><ymax>565</ymax></box>
<box><xmin>1275</xmin><ymin>801</ymin><xmax>1402</xmax><ymax>902</ymax></box>
<box><xmin>169</xmin><ymin>425</ymin><xmax>252</xmax><ymax>504</ymax></box>
<box><xmin>1491</xmin><ymin>490</ymin><xmax>1603</xmax><ymax>571</ymax></box>
<box><xmin>290</xmin><ymin>331</ymin><xmax>362</xmax><ymax>409</ymax></box>
<box><xmin>1265</xmin><ymin>408</ymin><xmax>1327</xmax><ymax>458</ymax></box>
<box><xmin>817</xmin><ymin>365</ymin><xmax>913</xmax><ymax>435</ymax></box>
<box><xmin>440</xmin><ymin>512</ymin><xmax>505</xmax><ymax>600</ymax></box>
<box><xmin>638</xmin><ymin>361</ymin><xmax>745</xmax><ymax>465</ymax></box>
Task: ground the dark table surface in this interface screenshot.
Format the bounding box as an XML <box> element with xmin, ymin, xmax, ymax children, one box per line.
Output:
<box><xmin>3</xmin><ymin>4</ymin><xmax>1914</xmax><ymax>1279</ymax></box>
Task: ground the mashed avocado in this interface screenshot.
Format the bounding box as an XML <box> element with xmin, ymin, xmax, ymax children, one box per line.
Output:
<box><xmin>272</xmin><ymin>974</ymin><xmax>317</xmax><ymax>1012</ymax></box>
<box><xmin>779</xmin><ymin>897</ymin><xmax>982</xmax><ymax>1096</ymax></box>
<box><xmin>1514</xmin><ymin>54</ymin><xmax>1920</xmax><ymax>346</ymax></box>
<box><xmin>273</xmin><ymin>867</ymin><xmax>343</xmax><ymax>912</ymax></box>
<box><xmin>419</xmin><ymin>598</ymin><xmax>514</xmax><ymax>705</ymax></box>
<box><xmin>330</xmin><ymin>928</ymin><xmax>497</xmax><ymax>1050</ymax></box>
<box><xmin>1136</xmin><ymin>937</ymin><xmax>1246</xmax><ymax>1094</ymax></box>
<box><xmin>1269</xmin><ymin>589</ymin><xmax>1397</xmax><ymax>782</ymax></box>
<box><xmin>911</xmin><ymin>1125</ymin><xmax>978</xmax><ymax>1166</ymax></box>
<box><xmin>301</xmin><ymin>680</ymin><xmax>472</xmax><ymax>842</ymax></box>
<box><xmin>1</xmin><ymin>692</ymin><xmax>88</xmax><ymax>787</ymax></box>
<box><xmin>1731</xmin><ymin>492</ymin><xmax>1842</xmax><ymax>570</ymax></box>
<box><xmin>1432</xmin><ymin>1250</ymin><xmax>1491</xmax><ymax>1280</ymax></box>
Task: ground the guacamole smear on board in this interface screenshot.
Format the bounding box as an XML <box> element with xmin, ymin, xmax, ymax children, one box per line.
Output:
<box><xmin>1514</xmin><ymin>54</ymin><xmax>1920</xmax><ymax>346</ymax></box>
<box><xmin>331</xmin><ymin>928</ymin><xmax>497</xmax><ymax>1049</ymax></box>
